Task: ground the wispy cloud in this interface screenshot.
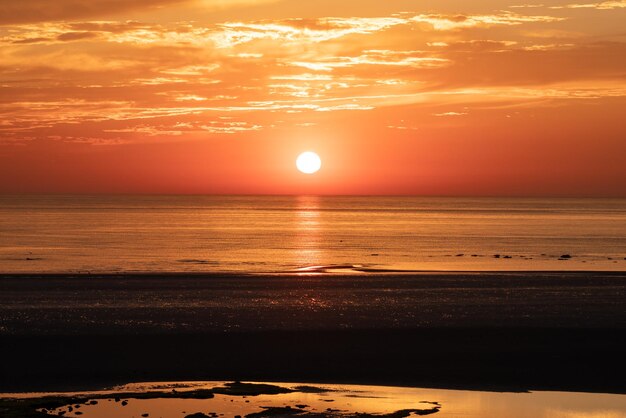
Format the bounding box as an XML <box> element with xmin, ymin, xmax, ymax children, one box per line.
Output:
<box><xmin>410</xmin><ymin>12</ymin><xmax>564</xmax><ymax>30</ymax></box>
<box><xmin>510</xmin><ymin>4</ymin><xmax>546</xmax><ymax>8</ymax></box>
<box><xmin>104</xmin><ymin>124</ymin><xmax>185</xmax><ymax>136</ymax></box>
<box><xmin>550</xmin><ymin>0</ymin><xmax>626</xmax><ymax>9</ymax></box>
<box><xmin>512</xmin><ymin>1</ymin><xmax>626</xmax><ymax>9</ymax></box>
<box><xmin>288</xmin><ymin>50</ymin><xmax>450</xmax><ymax>71</ymax></box>
<box><xmin>0</xmin><ymin>11</ymin><xmax>568</xmax><ymax>48</ymax></box>
<box><xmin>1</xmin><ymin>5</ymin><xmax>622</xmax><ymax>146</ymax></box>
<box><xmin>0</xmin><ymin>0</ymin><xmax>281</xmax><ymax>24</ymax></box>
<box><xmin>433</xmin><ymin>111</ymin><xmax>468</xmax><ymax>116</ymax></box>
<box><xmin>200</xmin><ymin>120</ymin><xmax>263</xmax><ymax>134</ymax></box>
<box><xmin>213</xmin><ymin>17</ymin><xmax>406</xmax><ymax>47</ymax></box>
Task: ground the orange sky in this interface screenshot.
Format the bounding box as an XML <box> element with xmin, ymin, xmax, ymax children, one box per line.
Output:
<box><xmin>0</xmin><ymin>0</ymin><xmax>625</xmax><ymax>196</ymax></box>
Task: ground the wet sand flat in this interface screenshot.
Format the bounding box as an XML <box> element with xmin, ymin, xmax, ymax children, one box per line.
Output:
<box><xmin>0</xmin><ymin>272</ymin><xmax>625</xmax><ymax>393</ymax></box>
<box><xmin>4</xmin><ymin>381</ymin><xmax>626</xmax><ymax>418</ymax></box>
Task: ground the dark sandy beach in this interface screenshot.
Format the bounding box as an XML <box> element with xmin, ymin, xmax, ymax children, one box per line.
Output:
<box><xmin>0</xmin><ymin>272</ymin><xmax>624</xmax><ymax>393</ymax></box>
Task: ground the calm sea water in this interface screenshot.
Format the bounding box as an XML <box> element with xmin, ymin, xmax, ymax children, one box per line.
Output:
<box><xmin>1</xmin><ymin>195</ymin><xmax>625</xmax><ymax>273</ymax></box>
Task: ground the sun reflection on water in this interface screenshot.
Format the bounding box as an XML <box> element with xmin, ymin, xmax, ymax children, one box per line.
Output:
<box><xmin>292</xmin><ymin>196</ymin><xmax>323</xmax><ymax>270</ymax></box>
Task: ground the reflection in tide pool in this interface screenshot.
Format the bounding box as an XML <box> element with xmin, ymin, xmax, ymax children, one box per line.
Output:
<box><xmin>3</xmin><ymin>381</ymin><xmax>625</xmax><ymax>418</ymax></box>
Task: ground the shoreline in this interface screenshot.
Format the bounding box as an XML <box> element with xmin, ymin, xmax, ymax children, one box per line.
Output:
<box><xmin>1</xmin><ymin>271</ymin><xmax>624</xmax><ymax>394</ymax></box>
<box><xmin>2</xmin><ymin>269</ymin><xmax>626</xmax><ymax>278</ymax></box>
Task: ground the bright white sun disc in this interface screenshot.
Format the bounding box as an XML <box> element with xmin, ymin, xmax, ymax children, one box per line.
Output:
<box><xmin>296</xmin><ymin>151</ymin><xmax>322</xmax><ymax>174</ymax></box>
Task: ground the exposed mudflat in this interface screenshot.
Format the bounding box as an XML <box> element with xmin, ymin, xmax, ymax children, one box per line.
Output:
<box><xmin>0</xmin><ymin>272</ymin><xmax>624</xmax><ymax>394</ymax></box>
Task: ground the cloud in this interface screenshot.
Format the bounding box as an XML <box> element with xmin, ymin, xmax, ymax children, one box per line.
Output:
<box><xmin>550</xmin><ymin>0</ymin><xmax>626</xmax><ymax>9</ymax></box>
<box><xmin>200</xmin><ymin>120</ymin><xmax>262</xmax><ymax>134</ymax></box>
<box><xmin>4</xmin><ymin>17</ymin><xmax>401</xmax><ymax>48</ymax></box>
<box><xmin>104</xmin><ymin>124</ymin><xmax>184</xmax><ymax>136</ymax></box>
<box><xmin>510</xmin><ymin>4</ymin><xmax>546</xmax><ymax>7</ymax></box>
<box><xmin>409</xmin><ymin>12</ymin><xmax>564</xmax><ymax>31</ymax></box>
<box><xmin>270</xmin><ymin>74</ymin><xmax>333</xmax><ymax>81</ymax></box>
<box><xmin>101</xmin><ymin>119</ymin><xmax>263</xmax><ymax>135</ymax></box>
<box><xmin>56</xmin><ymin>31</ymin><xmax>99</xmax><ymax>41</ymax></box>
<box><xmin>11</xmin><ymin>37</ymin><xmax>52</xmax><ymax>44</ymax></box>
<box><xmin>66</xmin><ymin>21</ymin><xmax>148</xmax><ymax>33</ymax></box>
<box><xmin>0</xmin><ymin>0</ymin><xmax>280</xmax><ymax>25</ymax></box>
<box><xmin>435</xmin><ymin>41</ymin><xmax>626</xmax><ymax>87</ymax></box>
<box><xmin>288</xmin><ymin>50</ymin><xmax>450</xmax><ymax>71</ymax></box>
<box><xmin>387</xmin><ymin>124</ymin><xmax>418</xmax><ymax>130</ymax></box>
<box><xmin>211</xmin><ymin>12</ymin><xmax>565</xmax><ymax>47</ymax></box>
<box><xmin>443</xmin><ymin>40</ymin><xmax>519</xmax><ymax>52</ymax></box>
<box><xmin>1</xmin><ymin>11</ymin><xmax>566</xmax><ymax>50</ymax></box>
<box><xmin>0</xmin><ymin>21</ymin><xmax>147</xmax><ymax>45</ymax></box>
<box><xmin>434</xmin><ymin>111</ymin><xmax>468</xmax><ymax>116</ymax></box>
<box><xmin>160</xmin><ymin>64</ymin><xmax>220</xmax><ymax>76</ymax></box>
<box><xmin>0</xmin><ymin>6</ymin><xmax>621</xmax><ymax>146</ymax></box>
<box><xmin>0</xmin><ymin>98</ymin><xmax>220</xmax><ymax>134</ymax></box>
<box><xmin>0</xmin><ymin>0</ymin><xmax>187</xmax><ymax>25</ymax></box>
<box><xmin>173</xmin><ymin>94</ymin><xmax>209</xmax><ymax>102</ymax></box>
<box><xmin>522</xmin><ymin>43</ymin><xmax>575</xmax><ymax>50</ymax></box>
<box><xmin>212</xmin><ymin>17</ymin><xmax>406</xmax><ymax>47</ymax></box>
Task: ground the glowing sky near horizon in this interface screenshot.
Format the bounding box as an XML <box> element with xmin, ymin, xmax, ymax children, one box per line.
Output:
<box><xmin>0</xmin><ymin>0</ymin><xmax>625</xmax><ymax>195</ymax></box>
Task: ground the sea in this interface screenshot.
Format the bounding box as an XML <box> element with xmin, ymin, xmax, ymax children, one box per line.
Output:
<box><xmin>1</xmin><ymin>195</ymin><xmax>625</xmax><ymax>274</ymax></box>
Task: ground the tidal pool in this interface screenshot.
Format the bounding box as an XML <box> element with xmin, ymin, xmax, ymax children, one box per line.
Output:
<box><xmin>1</xmin><ymin>381</ymin><xmax>625</xmax><ymax>418</ymax></box>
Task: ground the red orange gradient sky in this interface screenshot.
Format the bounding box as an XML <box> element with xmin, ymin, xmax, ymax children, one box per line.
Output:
<box><xmin>0</xmin><ymin>0</ymin><xmax>625</xmax><ymax>196</ymax></box>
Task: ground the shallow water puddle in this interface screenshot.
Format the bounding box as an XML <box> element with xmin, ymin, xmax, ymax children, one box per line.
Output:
<box><xmin>2</xmin><ymin>381</ymin><xmax>625</xmax><ymax>418</ymax></box>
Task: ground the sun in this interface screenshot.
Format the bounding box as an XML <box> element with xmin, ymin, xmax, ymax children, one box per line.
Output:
<box><xmin>296</xmin><ymin>151</ymin><xmax>322</xmax><ymax>174</ymax></box>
